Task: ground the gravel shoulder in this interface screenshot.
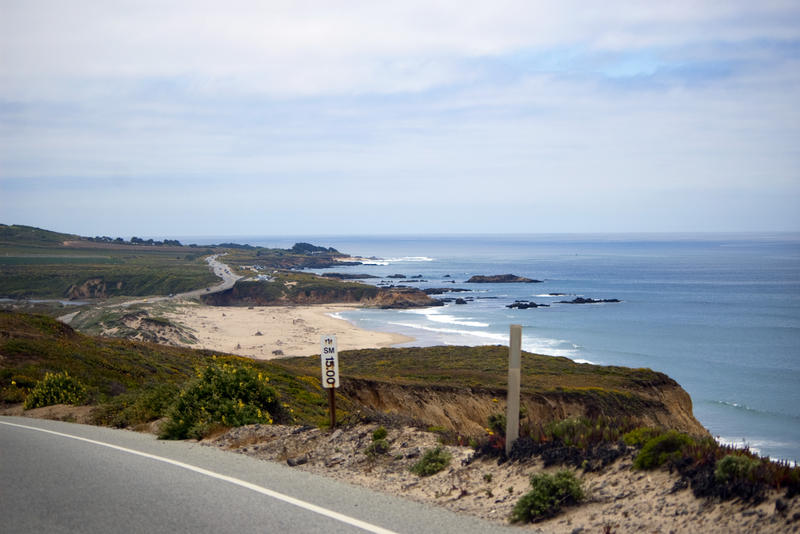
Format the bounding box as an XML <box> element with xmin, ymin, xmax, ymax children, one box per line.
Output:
<box><xmin>205</xmin><ymin>423</ymin><xmax>800</xmax><ymax>534</ymax></box>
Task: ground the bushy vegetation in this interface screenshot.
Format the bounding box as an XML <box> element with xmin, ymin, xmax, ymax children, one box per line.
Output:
<box><xmin>487</xmin><ymin>413</ymin><xmax>506</xmax><ymax>435</ymax></box>
<box><xmin>0</xmin><ymin>311</ymin><xmax>336</xmax><ymax>425</ymax></box>
<box><xmin>474</xmin><ymin>413</ymin><xmax>800</xmax><ymax>504</ymax></box>
<box><xmin>622</xmin><ymin>426</ymin><xmax>663</xmax><ymax>447</ymax></box>
<box><xmin>628</xmin><ymin>430</ymin><xmax>800</xmax><ymax>502</ymax></box>
<box><xmin>533</xmin><ymin>416</ymin><xmax>637</xmax><ymax>449</ymax></box>
<box><xmin>633</xmin><ymin>430</ymin><xmax>695</xmax><ymax>469</ymax></box>
<box><xmin>365</xmin><ymin>426</ymin><xmax>390</xmax><ymax>457</ymax></box>
<box><xmin>372</xmin><ymin>425</ymin><xmax>388</xmax><ymax>441</ymax></box>
<box><xmin>715</xmin><ymin>454</ymin><xmax>760</xmax><ymax>483</ymax></box>
<box><xmin>410</xmin><ymin>446</ymin><xmax>452</xmax><ymax>476</ymax></box>
<box><xmin>92</xmin><ymin>383</ymin><xmax>180</xmax><ymax>428</ymax></box>
<box><xmin>476</xmin><ymin>416</ymin><xmax>639</xmax><ymax>472</ymax></box>
<box><xmin>510</xmin><ymin>470</ymin><xmax>584</xmax><ymax>523</ymax></box>
<box><xmin>24</xmin><ymin>371</ymin><xmax>88</xmax><ymax>409</ymax></box>
<box><xmin>159</xmin><ymin>361</ymin><xmax>283</xmax><ymax>440</ymax></box>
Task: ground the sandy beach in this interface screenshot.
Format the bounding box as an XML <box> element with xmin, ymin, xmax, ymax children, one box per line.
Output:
<box><xmin>163</xmin><ymin>303</ymin><xmax>413</xmax><ymax>359</ymax></box>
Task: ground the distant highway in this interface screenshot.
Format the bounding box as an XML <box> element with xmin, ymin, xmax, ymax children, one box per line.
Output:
<box><xmin>118</xmin><ymin>254</ymin><xmax>242</xmax><ymax>307</ymax></box>
<box><xmin>0</xmin><ymin>417</ymin><xmax>518</xmax><ymax>534</ymax></box>
<box><xmin>59</xmin><ymin>254</ymin><xmax>241</xmax><ymax>323</ymax></box>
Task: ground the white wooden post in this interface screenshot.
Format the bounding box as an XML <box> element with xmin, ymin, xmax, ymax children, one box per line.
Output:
<box><xmin>506</xmin><ymin>324</ymin><xmax>522</xmax><ymax>456</ymax></box>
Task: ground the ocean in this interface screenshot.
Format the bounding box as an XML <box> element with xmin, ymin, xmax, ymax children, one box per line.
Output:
<box><xmin>188</xmin><ymin>233</ymin><xmax>800</xmax><ymax>463</ymax></box>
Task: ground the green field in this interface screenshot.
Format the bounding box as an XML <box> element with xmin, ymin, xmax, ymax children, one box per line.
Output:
<box><xmin>0</xmin><ymin>224</ymin><xmax>354</xmax><ymax>300</ymax></box>
<box><xmin>0</xmin><ymin>225</ymin><xmax>218</xmax><ymax>299</ymax></box>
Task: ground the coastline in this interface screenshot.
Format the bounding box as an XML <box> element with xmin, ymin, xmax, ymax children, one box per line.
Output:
<box><xmin>163</xmin><ymin>302</ymin><xmax>414</xmax><ymax>359</ymax></box>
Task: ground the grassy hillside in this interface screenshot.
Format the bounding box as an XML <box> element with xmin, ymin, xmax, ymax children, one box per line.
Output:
<box><xmin>278</xmin><ymin>345</ymin><xmax>672</xmax><ymax>396</ymax></box>
<box><xmin>0</xmin><ymin>224</ymin><xmax>357</xmax><ymax>300</ymax></box>
<box><xmin>0</xmin><ymin>225</ymin><xmax>218</xmax><ymax>299</ymax></box>
<box><xmin>2</xmin><ymin>311</ymin><xmax>678</xmax><ymax>431</ymax></box>
<box><xmin>0</xmin><ymin>311</ymin><xmax>332</xmax><ymax>425</ymax></box>
<box><xmin>0</xmin><ymin>224</ymin><xmax>79</xmax><ymax>245</ymax></box>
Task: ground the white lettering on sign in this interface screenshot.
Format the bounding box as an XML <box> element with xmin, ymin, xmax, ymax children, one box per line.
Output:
<box><xmin>320</xmin><ymin>335</ymin><xmax>339</xmax><ymax>388</ymax></box>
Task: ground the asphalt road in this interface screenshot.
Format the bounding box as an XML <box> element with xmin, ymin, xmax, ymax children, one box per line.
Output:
<box><xmin>0</xmin><ymin>417</ymin><xmax>521</xmax><ymax>534</ymax></box>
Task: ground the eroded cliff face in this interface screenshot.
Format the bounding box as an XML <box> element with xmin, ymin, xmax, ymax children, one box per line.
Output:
<box><xmin>362</xmin><ymin>289</ymin><xmax>442</xmax><ymax>309</ymax></box>
<box><xmin>340</xmin><ymin>378</ymin><xmax>708</xmax><ymax>438</ymax></box>
<box><xmin>203</xmin><ymin>281</ymin><xmax>440</xmax><ymax>309</ymax></box>
<box><xmin>66</xmin><ymin>278</ymin><xmax>123</xmax><ymax>299</ymax></box>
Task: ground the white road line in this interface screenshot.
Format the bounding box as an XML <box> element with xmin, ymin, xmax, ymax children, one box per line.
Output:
<box><xmin>1</xmin><ymin>420</ymin><xmax>398</xmax><ymax>534</ymax></box>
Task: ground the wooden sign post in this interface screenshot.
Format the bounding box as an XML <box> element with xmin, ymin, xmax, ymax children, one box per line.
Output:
<box><xmin>506</xmin><ymin>324</ymin><xmax>522</xmax><ymax>456</ymax></box>
<box><xmin>321</xmin><ymin>334</ymin><xmax>340</xmax><ymax>428</ymax></box>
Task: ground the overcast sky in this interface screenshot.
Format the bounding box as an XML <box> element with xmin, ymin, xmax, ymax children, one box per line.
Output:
<box><xmin>1</xmin><ymin>1</ymin><xmax>798</xmax><ymax>237</ymax></box>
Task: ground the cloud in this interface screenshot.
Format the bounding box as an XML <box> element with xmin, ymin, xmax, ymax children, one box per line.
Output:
<box><xmin>2</xmin><ymin>1</ymin><xmax>799</xmax><ymax>97</ymax></box>
<box><xmin>1</xmin><ymin>1</ymin><xmax>798</xmax><ymax>233</ymax></box>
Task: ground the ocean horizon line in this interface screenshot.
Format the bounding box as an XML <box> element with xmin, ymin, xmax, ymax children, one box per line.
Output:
<box><xmin>152</xmin><ymin>231</ymin><xmax>800</xmax><ymax>246</ymax></box>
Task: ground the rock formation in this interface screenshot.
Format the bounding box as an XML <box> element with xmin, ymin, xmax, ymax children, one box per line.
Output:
<box><xmin>466</xmin><ymin>274</ymin><xmax>542</xmax><ymax>283</ymax></box>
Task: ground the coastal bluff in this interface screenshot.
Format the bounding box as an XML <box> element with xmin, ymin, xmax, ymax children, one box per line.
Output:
<box><xmin>278</xmin><ymin>346</ymin><xmax>709</xmax><ymax>439</ymax></box>
<box><xmin>201</xmin><ymin>278</ymin><xmax>441</xmax><ymax>309</ymax></box>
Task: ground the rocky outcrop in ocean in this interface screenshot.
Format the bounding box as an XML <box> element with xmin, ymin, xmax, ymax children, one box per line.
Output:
<box><xmin>506</xmin><ymin>300</ymin><xmax>549</xmax><ymax>309</ymax></box>
<box><xmin>466</xmin><ymin>274</ymin><xmax>542</xmax><ymax>283</ymax></box>
<box><xmin>557</xmin><ymin>297</ymin><xmax>621</xmax><ymax>304</ymax></box>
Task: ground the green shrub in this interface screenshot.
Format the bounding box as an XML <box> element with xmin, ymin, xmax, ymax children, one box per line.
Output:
<box><xmin>372</xmin><ymin>426</ymin><xmax>388</xmax><ymax>441</ymax></box>
<box><xmin>10</xmin><ymin>374</ymin><xmax>37</xmax><ymax>389</ymax></box>
<box><xmin>622</xmin><ymin>427</ymin><xmax>662</xmax><ymax>448</ymax></box>
<box><xmin>546</xmin><ymin>418</ymin><xmax>592</xmax><ymax>448</ymax></box>
<box><xmin>366</xmin><ymin>439</ymin><xmax>390</xmax><ymax>457</ymax></box>
<box><xmin>365</xmin><ymin>425</ymin><xmax>390</xmax><ymax>457</ymax></box>
<box><xmin>24</xmin><ymin>371</ymin><xmax>88</xmax><ymax>409</ymax></box>
<box><xmin>488</xmin><ymin>413</ymin><xmax>506</xmax><ymax>435</ymax></box>
<box><xmin>410</xmin><ymin>446</ymin><xmax>452</xmax><ymax>476</ymax></box>
<box><xmin>510</xmin><ymin>469</ymin><xmax>584</xmax><ymax>523</ymax></box>
<box><xmin>159</xmin><ymin>362</ymin><xmax>280</xmax><ymax>440</ymax></box>
<box><xmin>526</xmin><ymin>416</ymin><xmax>637</xmax><ymax>451</ymax></box>
<box><xmin>2</xmin><ymin>385</ymin><xmax>27</xmax><ymax>403</ymax></box>
<box><xmin>93</xmin><ymin>383</ymin><xmax>180</xmax><ymax>428</ymax></box>
<box><xmin>633</xmin><ymin>430</ymin><xmax>694</xmax><ymax>470</ymax></box>
<box><xmin>715</xmin><ymin>454</ymin><xmax>760</xmax><ymax>483</ymax></box>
